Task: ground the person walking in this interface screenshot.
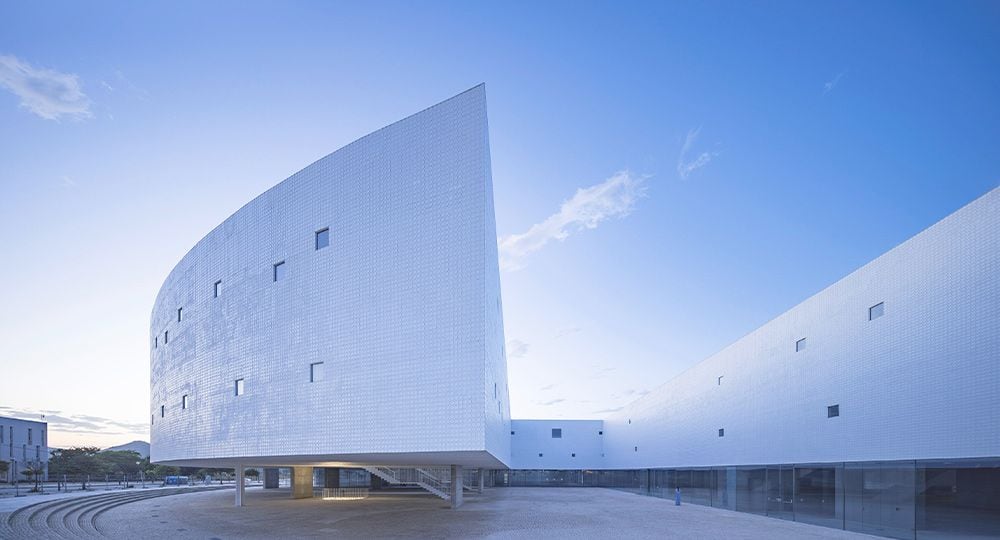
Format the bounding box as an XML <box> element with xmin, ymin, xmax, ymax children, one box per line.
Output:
<box><xmin>674</xmin><ymin>487</ymin><xmax>682</xmax><ymax>506</ymax></box>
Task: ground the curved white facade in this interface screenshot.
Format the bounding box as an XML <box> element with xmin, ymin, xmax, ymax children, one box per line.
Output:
<box><xmin>150</xmin><ymin>86</ymin><xmax>511</xmax><ymax>468</ymax></box>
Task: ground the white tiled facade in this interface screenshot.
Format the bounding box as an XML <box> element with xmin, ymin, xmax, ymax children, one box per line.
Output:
<box><xmin>150</xmin><ymin>85</ymin><xmax>511</xmax><ymax>468</ymax></box>
<box><xmin>0</xmin><ymin>416</ymin><xmax>48</xmax><ymax>481</ymax></box>
<box><xmin>510</xmin><ymin>420</ymin><xmax>605</xmax><ymax>470</ymax></box>
<box><xmin>600</xmin><ymin>187</ymin><xmax>1000</xmax><ymax>469</ymax></box>
<box><xmin>151</xmin><ymin>83</ymin><xmax>997</xmax><ymax>481</ymax></box>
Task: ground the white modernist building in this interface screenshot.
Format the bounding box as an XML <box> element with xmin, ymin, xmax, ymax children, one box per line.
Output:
<box><xmin>150</xmin><ymin>85</ymin><xmax>509</xmax><ymax>504</ymax></box>
<box><xmin>0</xmin><ymin>416</ymin><xmax>49</xmax><ymax>483</ymax></box>
<box><xmin>152</xmin><ymin>86</ymin><xmax>999</xmax><ymax>536</ymax></box>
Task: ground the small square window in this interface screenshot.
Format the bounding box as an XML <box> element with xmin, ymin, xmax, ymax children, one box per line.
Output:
<box><xmin>717</xmin><ymin>375</ymin><xmax>723</xmax><ymax>386</ymax></box>
<box><xmin>177</xmin><ymin>307</ymin><xmax>183</xmax><ymax>322</ymax></box>
<box><xmin>160</xmin><ymin>405</ymin><xmax>165</xmax><ymax>418</ymax></box>
<box><xmin>538</xmin><ymin>453</ymin><xmax>543</xmax><ymax>457</ymax></box>
<box><xmin>315</xmin><ymin>228</ymin><xmax>330</xmax><ymax>250</ymax></box>
<box><xmin>511</xmin><ymin>431</ymin><xmax>515</xmax><ymax>435</ymax></box>
<box><xmin>235</xmin><ymin>378</ymin><xmax>245</xmax><ymax>396</ymax></box>
<box><xmin>310</xmin><ymin>362</ymin><xmax>324</xmax><ymax>383</ymax></box>
<box><xmin>634</xmin><ymin>446</ymin><xmax>638</xmax><ymax>452</ymax></box>
<box><xmin>182</xmin><ymin>395</ymin><xmax>189</xmax><ymax>409</ymax></box>
<box><xmin>828</xmin><ymin>404</ymin><xmax>840</xmax><ymax>418</ymax></box>
<box><xmin>164</xmin><ymin>331</ymin><xmax>168</xmax><ymax>344</ymax></box>
<box><xmin>718</xmin><ymin>428</ymin><xmax>725</xmax><ymax>437</ymax></box>
<box><xmin>154</xmin><ymin>336</ymin><xmax>158</xmax><ymax>349</ymax></box>
<box><xmin>214</xmin><ymin>280</ymin><xmax>222</xmax><ymax>298</ymax></box>
<box><xmin>869</xmin><ymin>302</ymin><xmax>884</xmax><ymax>321</ymax></box>
<box><xmin>598</xmin><ymin>430</ymin><xmax>603</xmax><ymax>435</ymax></box>
<box><xmin>571</xmin><ymin>453</ymin><xmax>576</xmax><ymax>457</ymax></box>
<box><xmin>796</xmin><ymin>338</ymin><xmax>806</xmax><ymax>352</ymax></box>
<box><xmin>551</xmin><ymin>428</ymin><xmax>562</xmax><ymax>439</ymax></box>
<box><xmin>273</xmin><ymin>261</ymin><xmax>286</xmax><ymax>282</ymax></box>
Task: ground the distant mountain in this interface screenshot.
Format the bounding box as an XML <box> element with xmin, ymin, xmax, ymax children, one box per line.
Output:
<box><xmin>105</xmin><ymin>440</ymin><xmax>150</xmax><ymax>458</ymax></box>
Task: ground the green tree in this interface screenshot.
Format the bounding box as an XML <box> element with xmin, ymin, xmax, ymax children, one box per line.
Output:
<box><xmin>21</xmin><ymin>464</ymin><xmax>44</xmax><ymax>491</ymax></box>
<box><xmin>150</xmin><ymin>464</ymin><xmax>179</xmax><ymax>478</ymax></box>
<box><xmin>49</xmin><ymin>447</ymin><xmax>102</xmax><ymax>477</ymax></box>
<box><xmin>96</xmin><ymin>450</ymin><xmax>144</xmax><ymax>475</ymax></box>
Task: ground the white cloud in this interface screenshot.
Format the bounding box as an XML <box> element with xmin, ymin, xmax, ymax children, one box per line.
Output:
<box><xmin>498</xmin><ymin>170</ymin><xmax>648</xmax><ymax>271</ymax></box>
<box><xmin>506</xmin><ymin>339</ymin><xmax>529</xmax><ymax>358</ymax></box>
<box><xmin>823</xmin><ymin>71</ymin><xmax>847</xmax><ymax>95</ymax></box>
<box><xmin>0</xmin><ymin>54</ymin><xmax>91</xmax><ymax>121</ymax></box>
<box><xmin>676</xmin><ymin>127</ymin><xmax>718</xmax><ymax>179</ymax></box>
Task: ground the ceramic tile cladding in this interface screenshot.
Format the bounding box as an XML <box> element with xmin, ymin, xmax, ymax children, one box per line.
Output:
<box><xmin>603</xmin><ymin>187</ymin><xmax>1000</xmax><ymax>469</ymax></box>
<box><xmin>150</xmin><ymin>85</ymin><xmax>511</xmax><ymax>467</ymax></box>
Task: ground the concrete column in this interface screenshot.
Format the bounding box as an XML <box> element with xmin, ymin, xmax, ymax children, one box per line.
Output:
<box><xmin>263</xmin><ymin>468</ymin><xmax>279</xmax><ymax>489</ymax></box>
<box><xmin>235</xmin><ymin>466</ymin><xmax>245</xmax><ymax>507</ymax></box>
<box><xmin>324</xmin><ymin>467</ymin><xmax>341</xmax><ymax>488</ymax></box>
<box><xmin>477</xmin><ymin>468</ymin><xmax>485</xmax><ymax>494</ymax></box>
<box><xmin>291</xmin><ymin>467</ymin><xmax>314</xmax><ymax>499</ymax></box>
<box><xmin>450</xmin><ymin>465</ymin><xmax>463</xmax><ymax>508</ymax></box>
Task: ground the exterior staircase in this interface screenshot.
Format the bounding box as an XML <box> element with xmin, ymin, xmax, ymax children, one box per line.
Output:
<box><xmin>362</xmin><ymin>466</ymin><xmax>469</xmax><ymax>501</ymax></box>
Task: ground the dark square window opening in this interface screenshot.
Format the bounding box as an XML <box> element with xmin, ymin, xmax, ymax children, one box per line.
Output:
<box><xmin>796</xmin><ymin>338</ymin><xmax>806</xmax><ymax>352</ymax></box>
<box><xmin>828</xmin><ymin>404</ymin><xmax>840</xmax><ymax>418</ymax></box>
<box><xmin>551</xmin><ymin>428</ymin><xmax>562</xmax><ymax>438</ymax></box>
<box><xmin>869</xmin><ymin>302</ymin><xmax>885</xmax><ymax>321</ymax></box>
<box><xmin>315</xmin><ymin>228</ymin><xmax>330</xmax><ymax>250</ymax></box>
<box><xmin>719</xmin><ymin>428</ymin><xmax>725</xmax><ymax>437</ymax></box>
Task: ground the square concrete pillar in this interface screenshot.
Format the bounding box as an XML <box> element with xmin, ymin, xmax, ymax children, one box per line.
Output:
<box><xmin>450</xmin><ymin>465</ymin><xmax>463</xmax><ymax>508</ymax></box>
<box><xmin>235</xmin><ymin>466</ymin><xmax>245</xmax><ymax>507</ymax></box>
<box><xmin>291</xmin><ymin>467</ymin><xmax>314</xmax><ymax>499</ymax></box>
<box><xmin>477</xmin><ymin>468</ymin><xmax>485</xmax><ymax>494</ymax></box>
<box><xmin>263</xmin><ymin>468</ymin><xmax>279</xmax><ymax>489</ymax></box>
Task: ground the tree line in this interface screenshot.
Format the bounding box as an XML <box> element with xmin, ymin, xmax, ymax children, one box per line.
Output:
<box><xmin>47</xmin><ymin>447</ymin><xmax>247</xmax><ymax>479</ymax></box>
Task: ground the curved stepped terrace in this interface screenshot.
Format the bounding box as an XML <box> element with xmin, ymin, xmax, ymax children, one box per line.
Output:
<box><xmin>0</xmin><ymin>486</ymin><xmax>229</xmax><ymax>539</ymax></box>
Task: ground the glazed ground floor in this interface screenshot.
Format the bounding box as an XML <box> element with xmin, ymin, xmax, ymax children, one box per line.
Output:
<box><xmin>491</xmin><ymin>458</ymin><xmax>1000</xmax><ymax>540</ymax></box>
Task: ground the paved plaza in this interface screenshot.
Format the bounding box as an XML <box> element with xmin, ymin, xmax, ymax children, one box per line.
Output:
<box><xmin>2</xmin><ymin>485</ymin><xmax>882</xmax><ymax>539</ymax></box>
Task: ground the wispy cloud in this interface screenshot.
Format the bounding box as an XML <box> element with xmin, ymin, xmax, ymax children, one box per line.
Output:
<box><xmin>60</xmin><ymin>175</ymin><xmax>77</xmax><ymax>189</ymax></box>
<box><xmin>592</xmin><ymin>406</ymin><xmax>624</xmax><ymax>414</ymax></box>
<box><xmin>498</xmin><ymin>170</ymin><xmax>649</xmax><ymax>271</ymax></box>
<box><xmin>539</xmin><ymin>398</ymin><xmax>566</xmax><ymax>406</ymax></box>
<box><xmin>539</xmin><ymin>384</ymin><xmax>557</xmax><ymax>391</ymax></box>
<box><xmin>676</xmin><ymin>128</ymin><xmax>718</xmax><ymax>180</ymax></box>
<box><xmin>506</xmin><ymin>339</ymin><xmax>529</xmax><ymax>359</ymax></box>
<box><xmin>0</xmin><ymin>54</ymin><xmax>91</xmax><ymax>121</ymax></box>
<box><xmin>823</xmin><ymin>71</ymin><xmax>847</xmax><ymax>95</ymax></box>
<box><xmin>0</xmin><ymin>406</ymin><xmax>146</xmax><ymax>437</ymax></box>
<box><xmin>554</xmin><ymin>326</ymin><xmax>582</xmax><ymax>339</ymax></box>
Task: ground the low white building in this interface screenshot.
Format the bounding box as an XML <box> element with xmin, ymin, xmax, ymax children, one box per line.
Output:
<box><xmin>0</xmin><ymin>416</ymin><xmax>49</xmax><ymax>482</ymax></box>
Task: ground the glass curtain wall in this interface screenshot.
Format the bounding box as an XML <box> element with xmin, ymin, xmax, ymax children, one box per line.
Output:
<box><xmin>493</xmin><ymin>458</ymin><xmax>1000</xmax><ymax>540</ymax></box>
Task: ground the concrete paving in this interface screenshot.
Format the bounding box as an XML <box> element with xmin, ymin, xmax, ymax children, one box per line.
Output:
<box><xmin>97</xmin><ymin>487</ymin><xmax>882</xmax><ymax>539</ymax></box>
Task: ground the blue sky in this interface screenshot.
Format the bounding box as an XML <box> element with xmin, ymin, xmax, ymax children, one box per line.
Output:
<box><xmin>1</xmin><ymin>1</ymin><xmax>998</xmax><ymax>447</ymax></box>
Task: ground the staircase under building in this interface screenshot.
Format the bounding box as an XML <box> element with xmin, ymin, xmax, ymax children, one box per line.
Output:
<box><xmin>362</xmin><ymin>466</ymin><xmax>475</xmax><ymax>501</ymax></box>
